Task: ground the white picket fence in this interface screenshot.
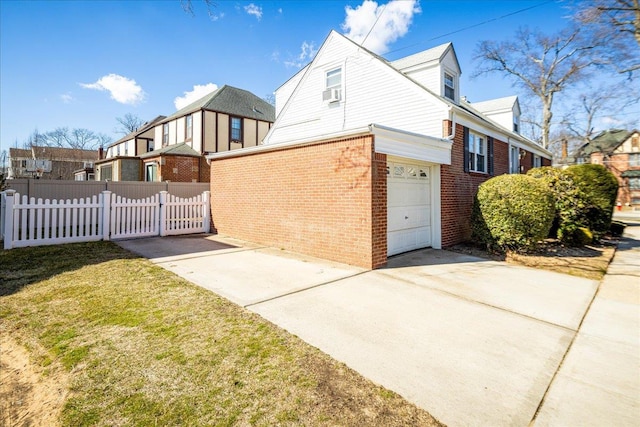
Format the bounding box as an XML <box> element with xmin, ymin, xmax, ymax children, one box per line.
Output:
<box><xmin>1</xmin><ymin>190</ymin><xmax>210</xmax><ymax>250</ymax></box>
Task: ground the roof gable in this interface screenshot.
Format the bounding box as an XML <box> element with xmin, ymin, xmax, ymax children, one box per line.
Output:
<box><xmin>163</xmin><ymin>85</ymin><xmax>275</xmax><ymax>123</ymax></box>
<box><xmin>470</xmin><ymin>96</ymin><xmax>519</xmax><ymax>114</ymax></box>
<box><xmin>578</xmin><ymin>129</ymin><xmax>634</xmax><ymax>156</ymax></box>
<box><xmin>390</xmin><ymin>42</ymin><xmax>461</xmax><ymax>75</ymax></box>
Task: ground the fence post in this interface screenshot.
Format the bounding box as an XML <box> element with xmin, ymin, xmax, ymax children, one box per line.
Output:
<box><xmin>3</xmin><ymin>190</ymin><xmax>16</xmax><ymax>250</ymax></box>
<box><xmin>202</xmin><ymin>191</ymin><xmax>211</xmax><ymax>233</ymax></box>
<box><xmin>102</xmin><ymin>190</ymin><xmax>111</xmax><ymax>241</ymax></box>
<box><xmin>159</xmin><ymin>191</ymin><xmax>168</xmax><ymax>236</ymax></box>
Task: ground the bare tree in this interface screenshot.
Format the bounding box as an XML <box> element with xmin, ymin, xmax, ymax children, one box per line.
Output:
<box><xmin>181</xmin><ymin>0</ymin><xmax>217</xmax><ymax>17</ymax></box>
<box><xmin>474</xmin><ymin>26</ymin><xmax>605</xmax><ymax>149</ymax></box>
<box><xmin>37</xmin><ymin>127</ymin><xmax>111</xmax><ymax>150</ymax></box>
<box><xmin>115</xmin><ymin>113</ymin><xmax>145</xmax><ymax>135</ymax></box>
<box><xmin>576</xmin><ymin>0</ymin><xmax>640</xmax><ymax>75</ymax></box>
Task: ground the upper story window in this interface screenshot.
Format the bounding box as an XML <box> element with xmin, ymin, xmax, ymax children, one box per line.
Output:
<box><xmin>117</xmin><ymin>145</ymin><xmax>121</xmax><ymax>156</ymax></box>
<box><xmin>323</xmin><ymin>67</ymin><xmax>342</xmax><ymax>102</ymax></box>
<box><xmin>147</xmin><ymin>139</ymin><xmax>154</xmax><ymax>152</ymax></box>
<box><xmin>513</xmin><ymin>115</ymin><xmax>520</xmax><ymax>133</ymax></box>
<box><xmin>468</xmin><ymin>132</ymin><xmax>486</xmax><ymax>173</ymax></box>
<box><xmin>630</xmin><ymin>153</ymin><xmax>640</xmax><ymax>167</ymax></box>
<box><xmin>444</xmin><ymin>72</ymin><xmax>455</xmax><ymax>101</ymax></box>
<box><xmin>185</xmin><ymin>114</ymin><xmax>193</xmax><ymax>140</ymax></box>
<box><xmin>162</xmin><ymin>123</ymin><xmax>169</xmax><ymax>146</ymax></box>
<box><xmin>230</xmin><ymin>117</ymin><xmax>242</xmax><ymax>142</ymax></box>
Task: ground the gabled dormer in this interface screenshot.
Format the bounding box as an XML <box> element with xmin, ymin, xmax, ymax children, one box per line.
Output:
<box><xmin>390</xmin><ymin>42</ymin><xmax>462</xmax><ymax>103</ymax></box>
<box><xmin>470</xmin><ymin>96</ymin><xmax>521</xmax><ymax>134</ymax></box>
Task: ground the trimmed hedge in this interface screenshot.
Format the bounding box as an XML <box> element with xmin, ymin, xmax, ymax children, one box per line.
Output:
<box><xmin>527</xmin><ymin>167</ymin><xmax>589</xmax><ymax>246</ymax></box>
<box><xmin>472</xmin><ymin>174</ymin><xmax>555</xmax><ymax>252</ymax></box>
<box><xmin>566</xmin><ymin>164</ymin><xmax>618</xmax><ymax>239</ymax></box>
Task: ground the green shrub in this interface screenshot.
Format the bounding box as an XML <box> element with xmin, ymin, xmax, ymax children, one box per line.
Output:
<box><xmin>472</xmin><ymin>174</ymin><xmax>555</xmax><ymax>252</ymax></box>
<box><xmin>527</xmin><ymin>167</ymin><xmax>590</xmax><ymax>245</ymax></box>
<box><xmin>558</xmin><ymin>226</ymin><xmax>593</xmax><ymax>246</ymax></box>
<box><xmin>566</xmin><ymin>164</ymin><xmax>618</xmax><ymax>239</ymax></box>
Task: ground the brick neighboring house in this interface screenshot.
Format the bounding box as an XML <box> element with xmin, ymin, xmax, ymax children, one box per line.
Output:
<box><xmin>573</xmin><ymin>129</ymin><xmax>640</xmax><ymax>207</ymax></box>
<box><xmin>207</xmin><ymin>30</ymin><xmax>552</xmax><ymax>269</ymax></box>
<box><xmin>96</xmin><ymin>85</ymin><xmax>275</xmax><ymax>182</ymax></box>
<box><xmin>8</xmin><ymin>146</ymin><xmax>99</xmax><ymax>180</ymax></box>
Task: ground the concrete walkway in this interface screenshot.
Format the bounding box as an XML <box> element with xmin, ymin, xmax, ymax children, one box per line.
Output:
<box><xmin>117</xmin><ymin>224</ymin><xmax>640</xmax><ymax>427</ymax></box>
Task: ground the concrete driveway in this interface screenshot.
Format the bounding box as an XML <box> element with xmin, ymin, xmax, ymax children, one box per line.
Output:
<box><xmin>117</xmin><ymin>231</ymin><xmax>638</xmax><ymax>426</ymax></box>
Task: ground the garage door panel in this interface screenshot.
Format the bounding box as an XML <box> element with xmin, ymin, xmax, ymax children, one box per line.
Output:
<box><xmin>387</xmin><ymin>161</ymin><xmax>432</xmax><ymax>256</ymax></box>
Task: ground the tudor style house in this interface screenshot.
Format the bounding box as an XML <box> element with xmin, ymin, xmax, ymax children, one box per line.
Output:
<box><xmin>573</xmin><ymin>129</ymin><xmax>640</xmax><ymax>207</ymax></box>
<box><xmin>96</xmin><ymin>85</ymin><xmax>275</xmax><ymax>182</ymax></box>
<box><xmin>207</xmin><ymin>31</ymin><xmax>552</xmax><ymax>269</ymax></box>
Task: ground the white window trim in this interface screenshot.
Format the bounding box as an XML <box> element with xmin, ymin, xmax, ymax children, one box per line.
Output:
<box><xmin>469</xmin><ymin>131</ymin><xmax>487</xmax><ymax>173</ymax></box>
<box><xmin>510</xmin><ymin>145</ymin><xmax>520</xmax><ymax>174</ymax></box>
<box><xmin>443</xmin><ymin>70</ymin><xmax>456</xmax><ymax>102</ymax></box>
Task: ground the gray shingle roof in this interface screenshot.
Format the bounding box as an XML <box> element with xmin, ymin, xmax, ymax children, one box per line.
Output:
<box><xmin>139</xmin><ymin>143</ymin><xmax>201</xmax><ymax>159</ymax></box>
<box><xmin>470</xmin><ymin>96</ymin><xmax>518</xmax><ymax>114</ymax></box>
<box><xmin>164</xmin><ymin>85</ymin><xmax>275</xmax><ymax>123</ymax></box>
<box><xmin>390</xmin><ymin>42</ymin><xmax>459</xmax><ymax>72</ymax></box>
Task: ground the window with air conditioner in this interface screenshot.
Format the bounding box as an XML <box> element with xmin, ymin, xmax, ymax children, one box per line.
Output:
<box><xmin>323</xmin><ymin>67</ymin><xmax>342</xmax><ymax>103</ymax></box>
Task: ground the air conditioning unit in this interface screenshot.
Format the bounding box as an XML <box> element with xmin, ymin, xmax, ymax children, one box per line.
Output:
<box><xmin>322</xmin><ymin>88</ymin><xmax>341</xmax><ymax>103</ymax></box>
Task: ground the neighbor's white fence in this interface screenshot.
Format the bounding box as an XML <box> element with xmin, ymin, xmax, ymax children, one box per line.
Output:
<box><xmin>1</xmin><ymin>190</ymin><xmax>210</xmax><ymax>250</ymax></box>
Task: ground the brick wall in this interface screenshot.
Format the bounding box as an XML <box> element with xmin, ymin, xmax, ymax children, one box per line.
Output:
<box><xmin>210</xmin><ymin>135</ymin><xmax>386</xmax><ymax>269</ymax></box>
<box><xmin>199</xmin><ymin>157</ymin><xmax>210</xmax><ymax>183</ymax></box>
<box><xmin>440</xmin><ymin>123</ymin><xmax>511</xmax><ymax>247</ymax></box>
<box><xmin>159</xmin><ymin>155</ymin><xmax>200</xmax><ymax>182</ymax></box>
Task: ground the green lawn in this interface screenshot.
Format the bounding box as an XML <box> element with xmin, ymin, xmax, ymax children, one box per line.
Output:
<box><xmin>0</xmin><ymin>242</ymin><xmax>441</xmax><ymax>426</ymax></box>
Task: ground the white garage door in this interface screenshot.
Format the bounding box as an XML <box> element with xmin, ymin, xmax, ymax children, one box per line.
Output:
<box><xmin>387</xmin><ymin>161</ymin><xmax>432</xmax><ymax>256</ymax></box>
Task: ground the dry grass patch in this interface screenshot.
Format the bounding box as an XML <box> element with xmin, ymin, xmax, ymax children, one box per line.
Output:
<box><xmin>0</xmin><ymin>242</ymin><xmax>441</xmax><ymax>426</ymax></box>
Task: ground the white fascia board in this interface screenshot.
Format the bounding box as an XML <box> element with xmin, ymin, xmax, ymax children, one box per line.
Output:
<box><xmin>371</xmin><ymin>124</ymin><xmax>452</xmax><ymax>165</ymax></box>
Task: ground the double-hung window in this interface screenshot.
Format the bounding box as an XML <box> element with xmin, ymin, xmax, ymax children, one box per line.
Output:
<box><xmin>533</xmin><ymin>154</ymin><xmax>542</xmax><ymax>168</ymax></box>
<box><xmin>185</xmin><ymin>114</ymin><xmax>193</xmax><ymax>141</ymax></box>
<box><xmin>630</xmin><ymin>153</ymin><xmax>640</xmax><ymax>167</ymax></box>
<box><xmin>468</xmin><ymin>132</ymin><xmax>486</xmax><ymax>173</ymax></box>
<box><xmin>230</xmin><ymin>117</ymin><xmax>242</xmax><ymax>142</ymax></box>
<box><xmin>162</xmin><ymin>123</ymin><xmax>169</xmax><ymax>146</ymax></box>
<box><xmin>444</xmin><ymin>72</ymin><xmax>455</xmax><ymax>101</ymax></box>
<box><xmin>629</xmin><ymin>177</ymin><xmax>640</xmax><ymax>190</ymax></box>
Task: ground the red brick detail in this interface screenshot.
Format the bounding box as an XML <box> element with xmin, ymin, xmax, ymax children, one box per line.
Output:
<box><xmin>210</xmin><ymin>135</ymin><xmax>385</xmax><ymax>269</ymax></box>
<box><xmin>542</xmin><ymin>157</ymin><xmax>552</xmax><ymax>167</ymax></box>
<box><xmin>440</xmin><ymin>124</ymin><xmax>511</xmax><ymax>247</ymax></box>
<box><xmin>160</xmin><ymin>155</ymin><xmax>200</xmax><ymax>182</ymax></box>
<box><xmin>592</xmin><ymin>152</ymin><xmax>640</xmax><ymax>206</ymax></box>
<box><xmin>199</xmin><ymin>157</ymin><xmax>211</xmax><ymax>183</ymax></box>
<box><xmin>521</xmin><ymin>151</ymin><xmax>534</xmax><ymax>174</ymax></box>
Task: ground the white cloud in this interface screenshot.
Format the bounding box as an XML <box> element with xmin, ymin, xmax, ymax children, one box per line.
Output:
<box><xmin>174</xmin><ymin>83</ymin><xmax>218</xmax><ymax>110</ymax></box>
<box><xmin>342</xmin><ymin>0</ymin><xmax>421</xmax><ymax>54</ymax></box>
<box><xmin>209</xmin><ymin>11</ymin><xmax>225</xmax><ymax>21</ymax></box>
<box><xmin>80</xmin><ymin>73</ymin><xmax>145</xmax><ymax>105</ymax></box>
<box><xmin>278</xmin><ymin>8</ymin><xmax>283</xmax><ymax>14</ymax></box>
<box><xmin>284</xmin><ymin>41</ymin><xmax>317</xmax><ymax>68</ymax></box>
<box><xmin>60</xmin><ymin>93</ymin><xmax>73</xmax><ymax>104</ymax></box>
<box><xmin>600</xmin><ymin>116</ymin><xmax>623</xmax><ymax>126</ymax></box>
<box><xmin>244</xmin><ymin>3</ymin><xmax>262</xmax><ymax>20</ymax></box>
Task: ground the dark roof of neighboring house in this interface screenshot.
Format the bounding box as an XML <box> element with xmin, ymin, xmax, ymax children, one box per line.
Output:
<box><xmin>575</xmin><ymin>129</ymin><xmax>635</xmax><ymax>157</ymax></box>
<box><xmin>163</xmin><ymin>85</ymin><xmax>275</xmax><ymax>123</ymax></box>
<box><xmin>621</xmin><ymin>170</ymin><xmax>640</xmax><ymax>178</ymax></box>
<box><xmin>10</xmin><ymin>146</ymin><xmax>99</xmax><ymax>161</ymax></box>
<box><xmin>110</xmin><ymin>115</ymin><xmax>167</xmax><ymax>147</ymax></box>
<box><xmin>139</xmin><ymin>143</ymin><xmax>201</xmax><ymax>159</ymax></box>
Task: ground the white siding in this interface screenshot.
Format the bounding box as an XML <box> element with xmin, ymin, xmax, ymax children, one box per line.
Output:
<box><xmin>154</xmin><ymin>126</ymin><xmax>163</xmax><ymax>146</ymax></box>
<box><xmin>266</xmin><ymin>32</ymin><xmax>449</xmax><ymax>145</ymax></box>
<box><xmin>402</xmin><ymin>65</ymin><xmax>440</xmax><ymax>94</ymax></box>
<box><xmin>169</xmin><ymin>120</ymin><xmax>177</xmax><ymax>145</ymax></box>
<box><xmin>276</xmin><ymin>66</ymin><xmax>307</xmax><ymax>117</ymax></box>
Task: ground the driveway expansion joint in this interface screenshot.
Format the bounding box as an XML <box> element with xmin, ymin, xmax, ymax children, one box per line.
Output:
<box><xmin>243</xmin><ymin>271</ymin><xmax>371</xmax><ymax>309</ymax></box>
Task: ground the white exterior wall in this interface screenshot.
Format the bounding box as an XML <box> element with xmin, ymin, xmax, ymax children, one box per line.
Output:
<box><xmin>266</xmin><ymin>32</ymin><xmax>449</xmax><ymax>145</ymax></box>
<box><xmin>401</xmin><ymin>65</ymin><xmax>440</xmax><ymax>95</ymax></box>
<box><xmin>169</xmin><ymin>120</ymin><xmax>177</xmax><ymax>145</ymax></box>
<box><xmin>484</xmin><ymin>110</ymin><xmax>513</xmax><ymax>132</ymax></box>
<box><xmin>176</xmin><ymin>116</ymin><xmax>186</xmax><ymax>144</ymax></box>
<box><xmin>276</xmin><ymin>67</ymin><xmax>306</xmax><ymax>117</ymax></box>
<box><xmin>154</xmin><ymin>126</ymin><xmax>163</xmax><ymax>146</ymax></box>
<box><xmin>192</xmin><ymin>112</ymin><xmax>203</xmax><ymax>153</ymax></box>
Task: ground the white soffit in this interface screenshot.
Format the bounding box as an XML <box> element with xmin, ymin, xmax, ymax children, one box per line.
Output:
<box><xmin>370</xmin><ymin>124</ymin><xmax>452</xmax><ymax>165</ymax></box>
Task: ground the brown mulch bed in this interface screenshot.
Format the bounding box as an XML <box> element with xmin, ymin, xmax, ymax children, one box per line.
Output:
<box><xmin>448</xmin><ymin>238</ymin><xmax>618</xmax><ymax>280</ymax></box>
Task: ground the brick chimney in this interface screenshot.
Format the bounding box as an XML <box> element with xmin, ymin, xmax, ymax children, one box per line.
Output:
<box><xmin>561</xmin><ymin>139</ymin><xmax>568</xmax><ymax>160</ymax></box>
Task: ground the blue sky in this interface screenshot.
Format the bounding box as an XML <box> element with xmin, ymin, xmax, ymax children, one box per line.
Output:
<box><xmin>1</xmin><ymin>0</ymin><xmax>636</xmax><ymax>153</ymax></box>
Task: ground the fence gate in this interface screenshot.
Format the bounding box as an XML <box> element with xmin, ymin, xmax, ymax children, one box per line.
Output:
<box><xmin>2</xmin><ymin>190</ymin><xmax>210</xmax><ymax>250</ymax></box>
